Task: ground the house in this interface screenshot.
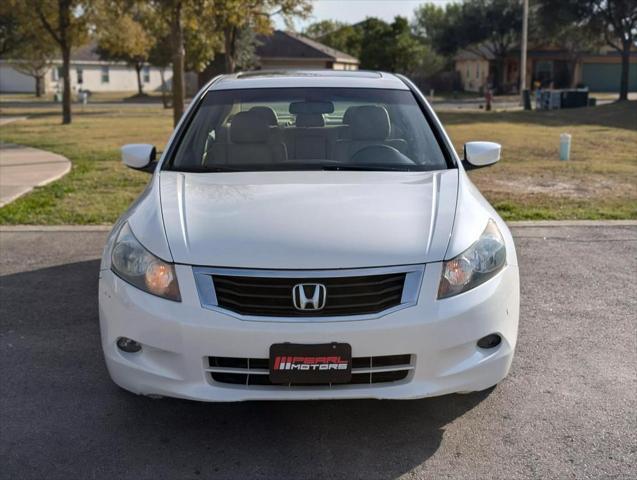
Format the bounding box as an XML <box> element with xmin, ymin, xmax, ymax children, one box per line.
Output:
<box><xmin>255</xmin><ymin>30</ymin><xmax>359</xmax><ymax>70</ymax></box>
<box><xmin>1</xmin><ymin>31</ymin><xmax>359</xmax><ymax>95</ymax></box>
<box><xmin>191</xmin><ymin>30</ymin><xmax>359</xmax><ymax>93</ymax></box>
<box><xmin>0</xmin><ymin>43</ymin><xmax>171</xmax><ymax>94</ymax></box>
<box><xmin>454</xmin><ymin>44</ymin><xmax>637</xmax><ymax>93</ymax></box>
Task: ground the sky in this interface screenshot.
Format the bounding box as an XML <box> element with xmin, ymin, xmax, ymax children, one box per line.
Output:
<box><xmin>275</xmin><ymin>0</ymin><xmax>457</xmax><ymax>31</ymax></box>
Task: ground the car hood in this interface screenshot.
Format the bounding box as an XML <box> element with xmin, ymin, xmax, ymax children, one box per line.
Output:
<box><xmin>159</xmin><ymin>170</ymin><xmax>458</xmax><ymax>269</ymax></box>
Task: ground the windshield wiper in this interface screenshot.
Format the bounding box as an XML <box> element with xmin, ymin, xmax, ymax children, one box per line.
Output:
<box><xmin>172</xmin><ymin>166</ymin><xmax>248</xmax><ymax>173</ymax></box>
<box><xmin>321</xmin><ymin>164</ymin><xmax>413</xmax><ymax>172</ymax></box>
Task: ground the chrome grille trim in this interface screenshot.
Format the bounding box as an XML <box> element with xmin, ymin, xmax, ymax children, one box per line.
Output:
<box><xmin>205</xmin><ymin>354</ymin><xmax>415</xmax><ymax>387</ymax></box>
<box><xmin>193</xmin><ymin>265</ymin><xmax>424</xmax><ymax>322</ymax></box>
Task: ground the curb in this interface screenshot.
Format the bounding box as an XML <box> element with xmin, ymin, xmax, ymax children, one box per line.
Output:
<box><xmin>0</xmin><ymin>220</ymin><xmax>635</xmax><ymax>232</ymax></box>
<box><xmin>507</xmin><ymin>220</ymin><xmax>637</xmax><ymax>227</ymax></box>
<box><xmin>0</xmin><ymin>225</ymin><xmax>112</xmax><ymax>232</ymax></box>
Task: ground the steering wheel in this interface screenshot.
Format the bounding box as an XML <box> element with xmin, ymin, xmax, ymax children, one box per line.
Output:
<box><xmin>350</xmin><ymin>144</ymin><xmax>416</xmax><ymax>165</ymax></box>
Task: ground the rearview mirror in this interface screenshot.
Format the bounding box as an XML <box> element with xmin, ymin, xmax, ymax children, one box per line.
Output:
<box><xmin>121</xmin><ymin>144</ymin><xmax>156</xmax><ymax>172</ymax></box>
<box><xmin>463</xmin><ymin>141</ymin><xmax>501</xmax><ymax>170</ymax></box>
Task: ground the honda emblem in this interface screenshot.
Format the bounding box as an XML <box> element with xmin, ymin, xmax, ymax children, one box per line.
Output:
<box><xmin>292</xmin><ymin>283</ymin><xmax>327</xmax><ymax>311</ymax></box>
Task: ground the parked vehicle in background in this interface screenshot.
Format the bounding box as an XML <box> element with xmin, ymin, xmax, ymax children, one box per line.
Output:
<box><xmin>99</xmin><ymin>70</ymin><xmax>519</xmax><ymax>401</ymax></box>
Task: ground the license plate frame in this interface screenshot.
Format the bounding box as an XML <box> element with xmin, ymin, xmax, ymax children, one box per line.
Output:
<box><xmin>269</xmin><ymin>343</ymin><xmax>352</xmax><ymax>385</ymax></box>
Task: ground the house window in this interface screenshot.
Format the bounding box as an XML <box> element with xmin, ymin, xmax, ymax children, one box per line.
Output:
<box><xmin>101</xmin><ymin>66</ymin><xmax>110</xmax><ymax>83</ymax></box>
<box><xmin>466</xmin><ymin>65</ymin><xmax>470</xmax><ymax>78</ymax></box>
<box><xmin>476</xmin><ymin>63</ymin><xmax>480</xmax><ymax>79</ymax></box>
<box><xmin>77</xmin><ymin>68</ymin><xmax>83</xmax><ymax>85</ymax></box>
<box><xmin>51</xmin><ymin>67</ymin><xmax>62</xmax><ymax>81</ymax></box>
<box><xmin>143</xmin><ymin>66</ymin><xmax>150</xmax><ymax>83</ymax></box>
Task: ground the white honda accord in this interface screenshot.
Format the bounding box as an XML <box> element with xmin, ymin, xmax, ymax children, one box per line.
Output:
<box><xmin>99</xmin><ymin>70</ymin><xmax>519</xmax><ymax>401</ymax></box>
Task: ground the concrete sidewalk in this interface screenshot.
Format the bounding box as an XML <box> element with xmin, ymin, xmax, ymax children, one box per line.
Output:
<box><xmin>0</xmin><ymin>142</ymin><xmax>71</xmax><ymax>207</ymax></box>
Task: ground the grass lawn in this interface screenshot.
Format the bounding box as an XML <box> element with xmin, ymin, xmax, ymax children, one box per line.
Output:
<box><xmin>0</xmin><ymin>100</ymin><xmax>635</xmax><ymax>224</ymax></box>
<box><xmin>0</xmin><ymin>91</ymin><xmax>164</xmax><ymax>104</ymax></box>
<box><xmin>438</xmin><ymin>101</ymin><xmax>637</xmax><ymax>219</ymax></box>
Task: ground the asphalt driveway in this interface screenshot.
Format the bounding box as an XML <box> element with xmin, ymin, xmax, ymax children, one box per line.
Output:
<box><xmin>0</xmin><ymin>224</ymin><xmax>635</xmax><ymax>479</ymax></box>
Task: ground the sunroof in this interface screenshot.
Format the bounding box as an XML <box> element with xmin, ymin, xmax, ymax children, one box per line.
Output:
<box><xmin>236</xmin><ymin>70</ymin><xmax>382</xmax><ymax>79</ymax></box>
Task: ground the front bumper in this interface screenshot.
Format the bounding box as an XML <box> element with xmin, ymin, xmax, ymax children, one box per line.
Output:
<box><xmin>99</xmin><ymin>262</ymin><xmax>519</xmax><ymax>401</ymax></box>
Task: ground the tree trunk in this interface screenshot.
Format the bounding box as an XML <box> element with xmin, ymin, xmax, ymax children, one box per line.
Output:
<box><xmin>224</xmin><ymin>27</ymin><xmax>237</xmax><ymax>73</ymax></box>
<box><xmin>135</xmin><ymin>63</ymin><xmax>144</xmax><ymax>95</ymax></box>
<box><xmin>35</xmin><ymin>75</ymin><xmax>42</xmax><ymax>97</ymax></box>
<box><xmin>198</xmin><ymin>70</ymin><xmax>209</xmax><ymax>89</ymax></box>
<box><xmin>493</xmin><ymin>58</ymin><xmax>505</xmax><ymax>94</ymax></box>
<box><xmin>61</xmin><ymin>46</ymin><xmax>72</xmax><ymax>124</ymax></box>
<box><xmin>619</xmin><ymin>40</ymin><xmax>630</xmax><ymax>101</ymax></box>
<box><xmin>171</xmin><ymin>2</ymin><xmax>185</xmax><ymax>126</ymax></box>
<box><xmin>159</xmin><ymin>69</ymin><xmax>169</xmax><ymax>109</ymax></box>
<box><xmin>569</xmin><ymin>60</ymin><xmax>578</xmax><ymax>89</ymax></box>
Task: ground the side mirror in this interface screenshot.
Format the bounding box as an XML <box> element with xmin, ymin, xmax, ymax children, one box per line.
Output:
<box><xmin>463</xmin><ymin>141</ymin><xmax>501</xmax><ymax>170</ymax></box>
<box><xmin>121</xmin><ymin>144</ymin><xmax>157</xmax><ymax>172</ymax></box>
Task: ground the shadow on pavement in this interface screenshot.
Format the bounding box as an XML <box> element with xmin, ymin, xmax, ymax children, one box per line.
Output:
<box><xmin>0</xmin><ymin>260</ymin><xmax>491</xmax><ymax>480</ymax></box>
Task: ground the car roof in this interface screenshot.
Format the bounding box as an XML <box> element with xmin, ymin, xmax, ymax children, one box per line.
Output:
<box><xmin>208</xmin><ymin>70</ymin><xmax>409</xmax><ymax>91</ymax></box>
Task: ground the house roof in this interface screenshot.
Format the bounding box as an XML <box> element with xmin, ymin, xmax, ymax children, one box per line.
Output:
<box><xmin>63</xmin><ymin>31</ymin><xmax>361</xmax><ymax>66</ymax></box>
<box><xmin>454</xmin><ymin>45</ymin><xmax>496</xmax><ymax>61</ymax></box>
<box><xmin>256</xmin><ymin>31</ymin><xmax>359</xmax><ymax>64</ymax></box>
<box><xmin>71</xmin><ymin>43</ymin><xmax>101</xmax><ymax>62</ymax></box>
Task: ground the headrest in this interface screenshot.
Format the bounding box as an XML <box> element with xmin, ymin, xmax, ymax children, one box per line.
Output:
<box><xmin>230</xmin><ymin>111</ymin><xmax>269</xmax><ymax>144</ymax></box>
<box><xmin>342</xmin><ymin>106</ymin><xmax>360</xmax><ymax>125</ymax></box>
<box><xmin>250</xmin><ymin>106</ymin><xmax>278</xmax><ymax>126</ymax></box>
<box><xmin>295</xmin><ymin>113</ymin><xmax>325</xmax><ymax>127</ymax></box>
<box><xmin>289</xmin><ymin>101</ymin><xmax>334</xmax><ymax>114</ymax></box>
<box><xmin>348</xmin><ymin>105</ymin><xmax>391</xmax><ymax>140</ymax></box>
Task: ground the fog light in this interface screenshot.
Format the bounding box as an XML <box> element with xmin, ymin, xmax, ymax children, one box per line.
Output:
<box><xmin>117</xmin><ymin>337</ymin><xmax>142</xmax><ymax>353</ymax></box>
<box><xmin>477</xmin><ymin>334</ymin><xmax>501</xmax><ymax>349</ymax></box>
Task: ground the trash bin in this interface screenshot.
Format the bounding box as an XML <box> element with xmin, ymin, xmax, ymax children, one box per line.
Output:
<box><xmin>540</xmin><ymin>91</ymin><xmax>561</xmax><ymax>110</ymax></box>
<box><xmin>561</xmin><ymin>89</ymin><xmax>589</xmax><ymax>109</ymax></box>
<box><xmin>523</xmin><ymin>89</ymin><xmax>532</xmax><ymax>110</ymax></box>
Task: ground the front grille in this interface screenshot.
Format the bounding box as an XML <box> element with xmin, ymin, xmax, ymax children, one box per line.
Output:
<box><xmin>206</xmin><ymin>354</ymin><xmax>413</xmax><ymax>387</ymax></box>
<box><xmin>212</xmin><ymin>273</ymin><xmax>406</xmax><ymax>317</ymax></box>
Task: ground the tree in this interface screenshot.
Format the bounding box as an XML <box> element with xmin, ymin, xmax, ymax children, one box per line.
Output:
<box><xmin>10</xmin><ymin>44</ymin><xmax>56</xmax><ymax>97</ymax></box>
<box><xmin>548</xmin><ymin>0</ymin><xmax>637</xmax><ymax>100</ymax></box>
<box><xmin>147</xmin><ymin>33</ymin><xmax>172</xmax><ymax>108</ymax></box>
<box><xmin>414</xmin><ymin>0</ymin><xmax>522</xmax><ymax>93</ymax></box>
<box><xmin>146</xmin><ymin>0</ymin><xmax>311</xmax><ymax>125</ymax></box>
<box><xmin>304</xmin><ymin>20</ymin><xmax>362</xmax><ymax>58</ymax></box>
<box><xmin>96</xmin><ymin>7</ymin><xmax>153</xmax><ymax>95</ymax></box>
<box><xmin>208</xmin><ymin>0</ymin><xmax>312</xmax><ymax>74</ymax></box>
<box><xmin>146</xmin><ymin>0</ymin><xmax>190</xmax><ymax>125</ymax></box>
<box><xmin>412</xmin><ymin>3</ymin><xmax>463</xmax><ymax>57</ymax></box>
<box><xmin>592</xmin><ymin>0</ymin><xmax>637</xmax><ymax>100</ymax></box>
<box><xmin>304</xmin><ymin>16</ymin><xmax>442</xmax><ymax>76</ymax></box>
<box><xmin>356</xmin><ymin>17</ymin><xmax>393</xmax><ymax>70</ymax></box>
<box><xmin>27</xmin><ymin>0</ymin><xmax>93</xmax><ymax>124</ymax></box>
<box><xmin>536</xmin><ymin>0</ymin><xmax>604</xmax><ymax>88</ymax></box>
<box><xmin>0</xmin><ymin>5</ymin><xmax>26</xmax><ymax>58</ymax></box>
<box><xmin>148</xmin><ymin>0</ymin><xmax>216</xmax><ymax>125</ymax></box>
<box><xmin>461</xmin><ymin>0</ymin><xmax>522</xmax><ymax>92</ymax></box>
<box><xmin>389</xmin><ymin>16</ymin><xmax>440</xmax><ymax>76</ymax></box>
<box><xmin>1</xmin><ymin>3</ymin><xmax>56</xmax><ymax>96</ymax></box>
<box><xmin>169</xmin><ymin>1</ymin><xmax>186</xmax><ymax>125</ymax></box>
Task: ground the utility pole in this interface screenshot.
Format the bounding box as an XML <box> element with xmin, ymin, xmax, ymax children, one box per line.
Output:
<box><xmin>520</xmin><ymin>0</ymin><xmax>530</xmax><ymax>109</ymax></box>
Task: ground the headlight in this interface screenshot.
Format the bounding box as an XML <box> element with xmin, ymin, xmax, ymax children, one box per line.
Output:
<box><xmin>438</xmin><ymin>219</ymin><xmax>506</xmax><ymax>299</ymax></box>
<box><xmin>111</xmin><ymin>223</ymin><xmax>181</xmax><ymax>301</ymax></box>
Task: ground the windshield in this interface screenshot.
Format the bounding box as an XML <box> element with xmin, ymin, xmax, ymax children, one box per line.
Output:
<box><xmin>168</xmin><ymin>88</ymin><xmax>449</xmax><ymax>172</ymax></box>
